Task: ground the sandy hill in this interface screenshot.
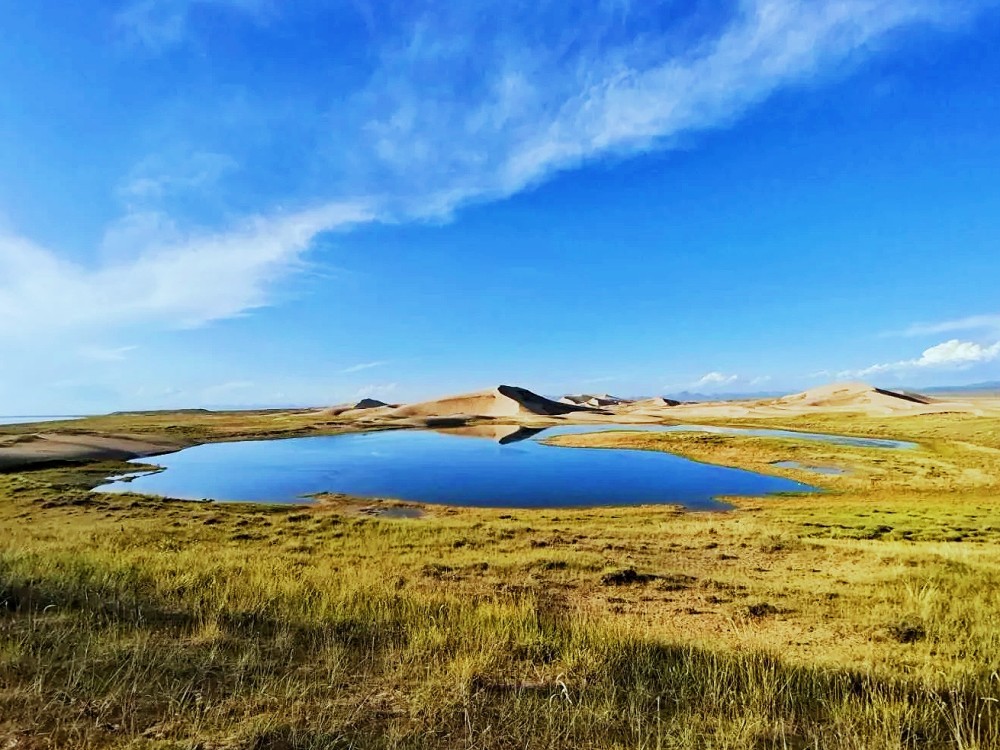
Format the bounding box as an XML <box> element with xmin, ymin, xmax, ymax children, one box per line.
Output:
<box><xmin>0</xmin><ymin>432</ymin><xmax>181</xmax><ymax>470</ymax></box>
<box><xmin>319</xmin><ymin>397</ymin><xmax>397</xmax><ymax>418</ymax></box>
<box><xmin>777</xmin><ymin>382</ymin><xmax>935</xmax><ymax>411</ymax></box>
<box><xmin>387</xmin><ymin>385</ymin><xmax>600</xmax><ymax>419</ymax></box>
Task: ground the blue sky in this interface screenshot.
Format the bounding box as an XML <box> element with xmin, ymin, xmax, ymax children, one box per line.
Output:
<box><xmin>2</xmin><ymin>0</ymin><xmax>1000</xmax><ymax>413</ymax></box>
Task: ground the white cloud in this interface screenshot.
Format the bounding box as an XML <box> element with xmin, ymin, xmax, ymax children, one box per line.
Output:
<box><xmin>695</xmin><ymin>372</ymin><xmax>739</xmax><ymax>387</ymax></box>
<box><xmin>917</xmin><ymin>339</ymin><xmax>1000</xmax><ymax>366</ymax></box>
<box><xmin>340</xmin><ymin>360</ymin><xmax>387</xmax><ymax>374</ymax></box>
<box><xmin>844</xmin><ymin>339</ymin><xmax>1000</xmax><ymax>377</ymax></box>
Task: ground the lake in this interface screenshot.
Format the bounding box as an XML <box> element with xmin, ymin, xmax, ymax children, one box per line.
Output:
<box><xmin>0</xmin><ymin>415</ymin><xmax>83</xmax><ymax>426</ymax></box>
<box><xmin>93</xmin><ymin>423</ymin><xmax>910</xmax><ymax>509</ymax></box>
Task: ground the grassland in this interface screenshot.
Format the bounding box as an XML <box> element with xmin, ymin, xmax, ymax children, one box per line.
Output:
<box><xmin>2</xmin><ymin>411</ymin><xmax>999</xmax><ymax>748</ymax></box>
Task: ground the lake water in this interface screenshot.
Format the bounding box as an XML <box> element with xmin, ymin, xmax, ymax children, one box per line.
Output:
<box><xmin>91</xmin><ymin>423</ymin><xmax>908</xmax><ymax>509</ymax></box>
<box><xmin>771</xmin><ymin>461</ymin><xmax>847</xmax><ymax>475</ymax></box>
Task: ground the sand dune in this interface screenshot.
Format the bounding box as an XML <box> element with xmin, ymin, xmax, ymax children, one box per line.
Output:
<box><xmin>386</xmin><ymin>385</ymin><xmax>601</xmax><ymax>419</ymax></box>
<box><xmin>353</xmin><ymin>398</ymin><xmax>391</xmax><ymax>409</ymax></box>
<box><xmin>319</xmin><ymin>398</ymin><xmax>397</xmax><ymax>418</ymax></box>
<box><xmin>777</xmin><ymin>382</ymin><xmax>934</xmax><ymax>409</ymax></box>
<box><xmin>657</xmin><ymin>381</ymin><xmax>998</xmax><ymax>418</ymax></box>
<box><xmin>754</xmin><ymin>382</ymin><xmax>986</xmax><ymax>416</ymax></box>
<box><xmin>0</xmin><ymin>432</ymin><xmax>182</xmax><ymax>470</ymax></box>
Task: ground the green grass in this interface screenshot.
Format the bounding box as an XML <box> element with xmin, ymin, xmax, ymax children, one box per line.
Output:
<box><xmin>2</xmin><ymin>412</ymin><xmax>1000</xmax><ymax>748</ymax></box>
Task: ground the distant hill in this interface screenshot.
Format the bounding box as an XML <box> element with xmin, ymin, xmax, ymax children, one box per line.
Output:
<box><xmin>665</xmin><ymin>390</ymin><xmax>785</xmax><ymax>403</ymax></box>
<box><xmin>921</xmin><ymin>381</ymin><xmax>1000</xmax><ymax>394</ymax></box>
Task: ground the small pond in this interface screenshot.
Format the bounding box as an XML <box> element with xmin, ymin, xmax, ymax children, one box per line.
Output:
<box><xmin>771</xmin><ymin>461</ymin><xmax>847</xmax><ymax>475</ymax></box>
<box><xmin>93</xmin><ymin>423</ymin><xmax>910</xmax><ymax>510</ymax></box>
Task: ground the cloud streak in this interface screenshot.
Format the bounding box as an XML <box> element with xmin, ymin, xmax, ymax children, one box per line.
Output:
<box><xmin>340</xmin><ymin>361</ymin><xmax>388</xmax><ymax>374</ymax></box>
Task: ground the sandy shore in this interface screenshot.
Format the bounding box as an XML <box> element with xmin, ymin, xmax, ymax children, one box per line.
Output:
<box><xmin>0</xmin><ymin>432</ymin><xmax>183</xmax><ymax>470</ymax></box>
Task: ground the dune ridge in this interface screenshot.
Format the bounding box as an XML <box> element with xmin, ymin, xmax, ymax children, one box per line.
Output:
<box><xmin>385</xmin><ymin>385</ymin><xmax>601</xmax><ymax>419</ymax></box>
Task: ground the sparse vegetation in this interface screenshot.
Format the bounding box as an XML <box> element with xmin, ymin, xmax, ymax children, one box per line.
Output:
<box><xmin>2</xmin><ymin>411</ymin><xmax>1000</xmax><ymax>748</ymax></box>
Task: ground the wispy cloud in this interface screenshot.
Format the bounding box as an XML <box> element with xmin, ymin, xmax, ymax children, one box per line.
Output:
<box><xmin>2</xmin><ymin>0</ymin><xmax>986</xmax><ymax>347</ymax></box>
<box><xmin>116</xmin><ymin>0</ymin><xmax>273</xmax><ymax>49</ymax></box>
<box><xmin>340</xmin><ymin>360</ymin><xmax>387</xmax><ymax>374</ymax></box>
<box><xmin>0</xmin><ymin>201</ymin><xmax>374</xmax><ymax>342</ymax></box>
<box><xmin>896</xmin><ymin>314</ymin><xmax>1000</xmax><ymax>337</ymax></box>
<box><xmin>118</xmin><ymin>151</ymin><xmax>238</xmax><ymax>203</ymax></box>
<box><xmin>352</xmin><ymin>0</ymin><xmax>971</xmax><ymax>212</ymax></box>
<box><xmin>78</xmin><ymin>345</ymin><xmax>138</xmax><ymax>362</ymax></box>
<box><xmin>841</xmin><ymin>338</ymin><xmax>1000</xmax><ymax>378</ymax></box>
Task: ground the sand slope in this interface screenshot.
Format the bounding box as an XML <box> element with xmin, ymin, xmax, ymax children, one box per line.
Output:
<box><xmin>386</xmin><ymin>385</ymin><xmax>601</xmax><ymax>419</ymax></box>
<box><xmin>660</xmin><ymin>382</ymin><xmax>998</xmax><ymax>418</ymax></box>
<box><xmin>319</xmin><ymin>398</ymin><xmax>397</xmax><ymax>418</ymax></box>
<box><xmin>0</xmin><ymin>433</ymin><xmax>182</xmax><ymax>470</ymax></box>
<box><xmin>777</xmin><ymin>382</ymin><xmax>933</xmax><ymax>409</ymax></box>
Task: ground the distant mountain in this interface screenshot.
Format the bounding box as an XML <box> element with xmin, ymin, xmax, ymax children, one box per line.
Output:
<box><xmin>921</xmin><ymin>381</ymin><xmax>1000</xmax><ymax>394</ymax></box>
<box><xmin>664</xmin><ymin>390</ymin><xmax>785</xmax><ymax>403</ymax></box>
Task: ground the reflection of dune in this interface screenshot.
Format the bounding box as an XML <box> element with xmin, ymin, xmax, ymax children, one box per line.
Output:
<box><xmin>434</xmin><ymin>425</ymin><xmax>546</xmax><ymax>444</ymax></box>
<box><xmin>386</xmin><ymin>385</ymin><xmax>600</xmax><ymax>419</ymax></box>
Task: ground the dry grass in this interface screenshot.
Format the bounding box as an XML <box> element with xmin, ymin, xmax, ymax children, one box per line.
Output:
<box><xmin>1</xmin><ymin>411</ymin><xmax>999</xmax><ymax>748</ymax></box>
